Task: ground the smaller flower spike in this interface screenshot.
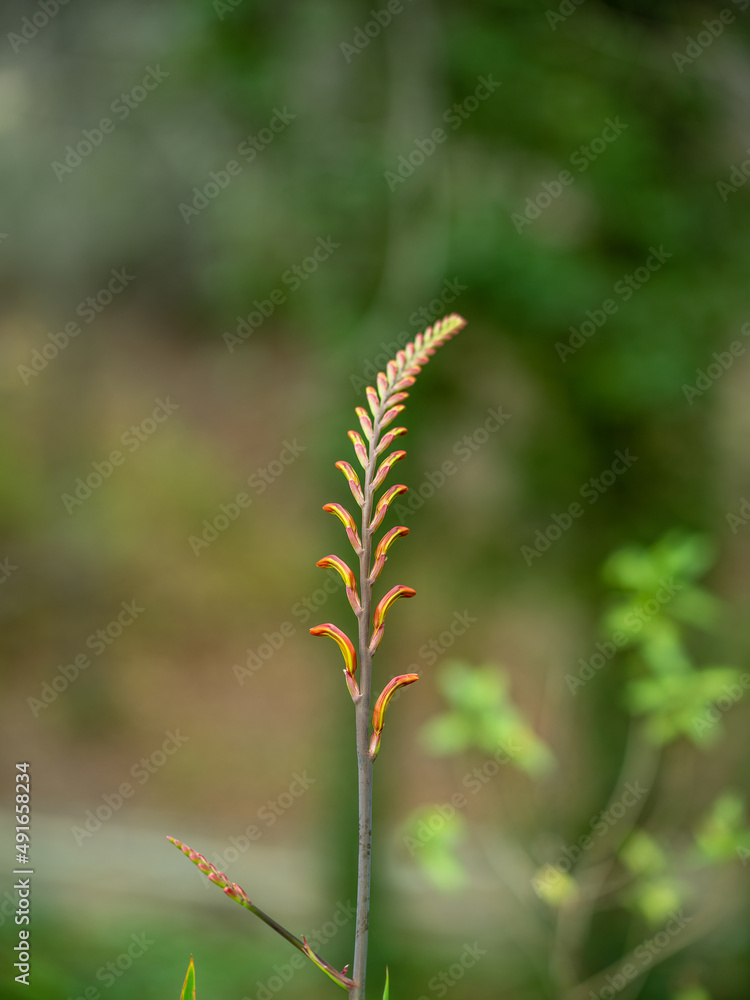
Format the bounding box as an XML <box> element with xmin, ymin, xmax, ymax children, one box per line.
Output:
<box><xmin>369</xmin><ymin>673</ymin><xmax>420</xmax><ymax>759</ymax></box>
<box><xmin>310</xmin><ymin>623</ymin><xmax>357</xmax><ymax>680</ymax></box>
<box><xmin>372</xmin><ymin>450</ymin><xmax>407</xmax><ymax>491</ymax></box>
<box><xmin>369</xmin><ymin>527</ymin><xmax>409</xmax><ymax>583</ymax></box>
<box><xmin>370</xmin><ymin>485</ymin><xmax>409</xmax><ymax>532</ymax></box>
<box><xmin>335</xmin><ymin>461</ymin><xmax>364</xmax><ymax>506</ymax></box>
<box><xmin>322</xmin><ymin>502</ymin><xmax>362</xmax><ymax>554</ymax></box>
<box><xmin>316</xmin><ymin>555</ymin><xmax>361</xmax><ymax>613</ymax></box>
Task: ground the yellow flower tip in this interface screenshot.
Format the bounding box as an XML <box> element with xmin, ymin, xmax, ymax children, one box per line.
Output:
<box><xmin>370</xmin><ymin>484</ymin><xmax>409</xmax><ymax>531</ymax></box>
<box><xmin>309</xmin><ymin>622</ymin><xmax>357</xmax><ymax>677</ymax></box>
<box><xmin>369</xmin><ymin>526</ymin><xmax>410</xmax><ymax>583</ymax></box>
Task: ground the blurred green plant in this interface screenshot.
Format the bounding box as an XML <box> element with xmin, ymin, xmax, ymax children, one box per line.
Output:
<box><xmin>405</xmin><ymin>531</ymin><xmax>748</xmax><ymax>998</ymax></box>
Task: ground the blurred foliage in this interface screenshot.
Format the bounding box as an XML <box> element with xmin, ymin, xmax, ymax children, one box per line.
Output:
<box><xmin>419</xmin><ymin>660</ymin><xmax>556</xmax><ymax>776</ymax></box>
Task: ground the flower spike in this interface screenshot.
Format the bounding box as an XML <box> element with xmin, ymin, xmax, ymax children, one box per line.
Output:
<box><xmin>369</xmin><ymin>526</ymin><xmax>409</xmax><ymax>583</ymax></box>
<box><xmin>372</xmin><ymin>450</ymin><xmax>407</xmax><ymax>491</ymax></box>
<box><xmin>370</xmin><ymin>485</ymin><xmax>409</xmax><ymax>532</ymax></box>
<box><xmin>335</xmin><ymin>461</ymin><xmax>364</xmax><ymax>506</ymax></box>
<box><xmin>309</xmin><ymin>623</ymin><xmax>357</xmax><ymax>680</ymax></box>
<box><xmin>369</xmin><ymin>673</ymin><xmax>420</xmax><ymax>759</ymax></box>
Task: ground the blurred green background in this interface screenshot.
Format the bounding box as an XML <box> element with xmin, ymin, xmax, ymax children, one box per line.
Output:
<box><xmin>2</xmin><ymin>0</ymin><xmax>750</xmax><ymax>997</ymax></box>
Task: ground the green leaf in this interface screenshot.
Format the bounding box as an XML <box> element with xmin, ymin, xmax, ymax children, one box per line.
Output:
<box><xmin>179</xmin><ymin>956</ymin><xmax>196</xmax><ymax>1000</ymax></box>
<box><xmin>382</xmin><ymin>967</ymin><xmax>390</xmax><ymax>1000</ymax></box>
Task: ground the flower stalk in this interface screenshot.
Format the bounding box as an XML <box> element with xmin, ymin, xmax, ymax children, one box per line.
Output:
<box><xmin>310</xmin><ymin>313</ymin><xmax>466</xmax><ymax>998</ymax></box>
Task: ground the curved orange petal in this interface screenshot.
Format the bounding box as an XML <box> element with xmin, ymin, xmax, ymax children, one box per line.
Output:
<box><xmin>372</xmin><ymin>584</ymin><xmax>416</xmax><ymax>632</ymax></box>
<box><xmin>309</xmin><ymin>623</ymin><xmax>357</xmax><ymax>677</ymax></box>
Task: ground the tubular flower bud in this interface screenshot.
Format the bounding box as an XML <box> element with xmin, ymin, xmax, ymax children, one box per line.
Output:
<box><xmin>393</xmin><ymin>377</ymin><xmax>415</xmax><ymax>391</ymax></box>
<box><xmin>347</xmin><ymin>430</ymin><xmax>368</xmax><ymax>468</ymax></box>
<box><xmin>369</xmin><ymin>526</ymin><xmax>409</xmax><ymax>583</ymax></box>
<box><xmin>370</xmin><ymin>484</ymin><xmax>408</xmax><ymax>532</ymax></box>
<box><xmin>387</xmin><ymin>359</ymin><xmax>398</xmax><ymax>381</ymax></box>
<box><xmin>315</xmin><ymin>556</ymin><xmax>363</xmax><ymax>614</ymax></box>
<box><xmin>366</xmin><ymin>386</ymin><xmax>380</xmax><ymax>417</ymax></box>
<box><xmin>380</xmin><ymin>405</ymin><xmax>405</xmax><ymax>429</ymax></box>
<box><xmin>372</xmin><ymin>450</ymin><xmax>407</xmax><ymax>491</ymax></box>
<box><xmin>369</xmin><ymin>673</ymin><xmax>420</xmax><ymax>759</ymax></box>
<box><xmin>376</xmin><ymin>427</ymin><xmax>407</xmax><ymax>456</ymax></box>
<box><xmin>322</xmin><ymin>502</ymin><xmax>362</xmax><ymax>554</ymax></box>
<box><xmin>372</xmin><ymin>584</ymin><xmax>416</xmax><ymax>633</ymax></box>
<box><xmin>387</xmin><ymin>391</ymin><xmax>410</xmax><ymax>405</ymax></box>
<box><xmin>355</xmin><ymin>406</ymin><xmax>373</xmax><ymax>441</ymax></box>
<box><xmin>316</xmin><ymin>555</ymin><xmax>356</xmax><ymax>590</ymax></box>
<box><xmin>309</xmin><ymin>623</ymin><xmax>357</xmax><ymax>679</ymax></box>
<box><xmin>335</xmin><ymin>461</ymin><xmax>364</xmax><ymax>506</ymax></box>
<box><xmin>377</xmin><ymin>372</ymin><xmax>388</xmax><ymax>400</ymax></box>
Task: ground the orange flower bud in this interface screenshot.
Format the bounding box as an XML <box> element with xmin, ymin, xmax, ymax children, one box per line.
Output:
<box><xmin>355</xmin><ymin>406</ymin><xmax>373</xmax><ymax>441</ymax></box>
<box><xmin>316</xmin><ymin>555</ymin><xmax>356</xmax><ymax>590</ymax></box>
<box><xmin>372</xmin><ymin>450</ymin><xmax>406</xmax><ymax>491</ymax></box>
<box><xmin>335</xmin><ymin>461</ymin><xmax>364</xmax><ymax>507</ymax></box>
<box><xmin>368</xmin><ymin>526</ymin><xmax>409</xmax><ymax>583</ymax></box>
<box><xmin>309</xmin><ymin>623</ymin><xmax>357</xmax><ymax>678</ymax></box>
<box><xmin>366</xmin><ymin>386</ymin><xmax>379</xmax><ymax>418</ymax></box>
<box><xmin>372</xmin><ymin>584</ymin><xmax>416</xmax><ymax>633</ymax></box>
<box><xmin>370</xmin><ymin>484</ymin><xmax>408</xmax><ymax>531</ymax></box>
<box><xmin>380</xmin><ymin>405</ymin><xmax>405</xmax><ymax>429</ymax></box>
<box><xmin>369</xmin><ymin>673</ymin><xmax>419</xmax><ymax>759</ymax></box>
<box><xmin>376</xmin><ymin>427</ymin><xmax>407</xmax><ymax>456</ymax></box>
<box><xmin>347</xmin><ymin>430</ymin><xmax>368</xmax><ymax>469</ymax></box>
